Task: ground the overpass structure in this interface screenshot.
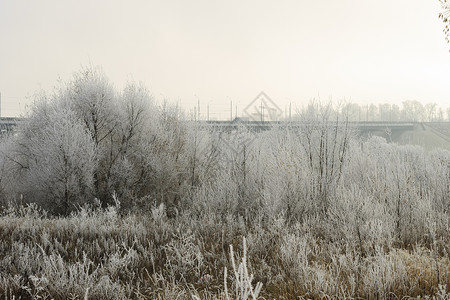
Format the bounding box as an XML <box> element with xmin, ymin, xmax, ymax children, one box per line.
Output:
<box><xmin>196</xmin><ymin>120</ymin><xmax>415</xmax><ymax>133</ymax></box>
<box><xmin>0</xmin><ymin>117</ymin><xmax>418</xmax><ymax>135</ymax></box>
<box><xmin>0</xmin><ymin>117</ymin><xmax>23</xmax><ymax>135</ymax></box>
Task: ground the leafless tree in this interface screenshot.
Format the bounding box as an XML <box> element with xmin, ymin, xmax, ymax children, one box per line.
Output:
<box><xmin>439</xmin><ymin>0</ymin><xmax>450</xmax><ymax>46</ymax></box>
<box><xmin>2</xmin><ymin>99</ymin><xmax>96</xmax><ymax>214</ymax></box>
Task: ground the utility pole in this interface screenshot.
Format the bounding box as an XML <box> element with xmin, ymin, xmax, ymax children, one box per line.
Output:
<box><xmin>260</xmin><ymin>101</ymin><xmax>264</xmax><ymax>122</ymax></box>
<box><xmin>230</xmin><ymin>100</ymin><xmax>232</xmax><ymax>121</ymax></box>
<box><xmin>207</xmin><ymin>103</ymin><xmax>209</xmax><ymax>121</ymax></box>
<box><xmin>0</xmin><ymin>91</ymin><xmax>2</xmax><ymax>118</ymax></box>
<box><xmin>289</xmin><ymin>102</ymin><xmax>291</xmax><ymax>122</ymax></box>
<box><xmin>194</xmin><ymin>94</ymin><xmax>200</xmax><ymax>120</ymax></box>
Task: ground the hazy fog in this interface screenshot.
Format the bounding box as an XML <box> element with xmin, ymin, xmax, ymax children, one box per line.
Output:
<box><xmin>1</xmin><ymin>0</ymin><xmax>449</xmax><ymax>118</ymax></box>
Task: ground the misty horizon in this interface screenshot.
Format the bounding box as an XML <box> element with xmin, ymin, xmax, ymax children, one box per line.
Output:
<box><xmin>1</xmin><ymin>0</ymin><xmax>450</xmax><ymax>118</ymax></box>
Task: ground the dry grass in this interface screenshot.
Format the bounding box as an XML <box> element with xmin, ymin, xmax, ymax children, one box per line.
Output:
<box><xmin>0</xmin><ymin>203</ymin><xmax>448</xmax><ymax>299</ymax></box>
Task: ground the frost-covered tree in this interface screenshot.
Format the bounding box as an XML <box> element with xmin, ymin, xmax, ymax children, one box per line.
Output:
<box><xmin>102</xmin><ymin>81</ymin><xmax>152</xmax><ymax>204</ymax></box>
<box><xmin>56</xmin><ymin>68</ymin><xmax>167</xmax><ymax>207</ymax></box>
<box><xmin>402</xmin><ymin>100</ymin><xmax>424</xmax><ymax>122</ymax></box>
<box><xmin>424</xmin><ymin>102</ymin><xmax>437</xmax><ymax>122</ymax></box>
<box><xmin>0</xmin><ymin>67</ymin><xmax>193</xmax><ymax>213</ymax></box>
<box><xmin>439</xmin><ymin>0</ymin><xmax>450</xmax><ymax>46</ymax></box>
<box><xmin>1</xmin><ymin>98</ymin><xmax>96</xmax><ymax>214</ymax></box>
<box><xmin>296</xmin><ymin>102</ymin><xmax>354</xmax><ymax>214</ymax></box>
<box><xmin>60</xmin><ymin>68</ymin><xmax>118</xmax><ymax>203</ymax></box>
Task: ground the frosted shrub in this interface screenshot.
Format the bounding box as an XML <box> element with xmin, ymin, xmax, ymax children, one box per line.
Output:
<box><xmin>327</xmin><ymin>186</ymin><xmax>394</xmax><ymax>253</ymax></box>
<box><xmin>0</xmin><ymin>274</ymin><xmax>24</xmax><ymax>299</ymax></box>
<box><xmin>8</xmin><ymin>242</ymin><xmax>43</xmax><ymax>277</ymax></box>
<box><xmin>224</xmin><ymin>237</ymin><xmax>263</xmax><ymax>300</ymax></box>
<box><xmin>151</xmin><ymin>202</ymin><xmax>167</xmax><ymax>224</ymax></box>
<box><xmin>280</xmin><ymin>232</ymin><xmax>310</xmax><ymax>283</ymax></box>
<box><xmin>104</xmin><ymin>246</ymin><xmax>139</xmax><ymax>279</ymax></box>
<box><xmin>360</xmin><ymin>249</ymin><xmax>409</xmax><ymax>298</ymax></box>
<box><xmin>258</xmin><ymin>133</ymin><xmax>312</xmax><ymax>221</ymax></box>
<box><xmin>163</xmin><ymin>230</ymin><xmax>204</xmax><ymax>280</ymax></box>
<box><xmin>189</xmin><ymin>172</ymin><xmax>240</xmax><ymax>219</ymax></box>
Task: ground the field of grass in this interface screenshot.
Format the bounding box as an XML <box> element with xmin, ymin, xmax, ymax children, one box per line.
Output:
<box><xmin>0</xmin><ymin>198</ymin><xmax>448</xmax><ymax>299</ymax></box>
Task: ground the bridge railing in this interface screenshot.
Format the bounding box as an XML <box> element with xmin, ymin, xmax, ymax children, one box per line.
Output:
<box><xmin>194</xmin><ymin>120</ymin><xmax>416</xmax><ymax>130</ymax></box>
<box><xmin>0</xmin><ymin>117</ymin><xmax>24</xmax><ymax>135</ymax></box>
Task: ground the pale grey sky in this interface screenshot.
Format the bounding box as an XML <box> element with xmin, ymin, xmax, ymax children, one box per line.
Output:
<box><xmin>1</xmin><ymin>0</ymin><xmax>449</xmax><ymax>118</ymax></box>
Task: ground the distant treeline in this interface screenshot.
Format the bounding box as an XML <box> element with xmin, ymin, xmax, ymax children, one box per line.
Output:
<box><xmin>292</xmin><ymin>101</ymin><xmax>450</xmax><ymax>123</ymax></box>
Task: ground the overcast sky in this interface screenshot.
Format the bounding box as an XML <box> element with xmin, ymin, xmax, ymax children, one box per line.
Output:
<box><xmin>1</xmin><ymin>0</ymin><xmax>449</xmax><ymax>118</ymax></box>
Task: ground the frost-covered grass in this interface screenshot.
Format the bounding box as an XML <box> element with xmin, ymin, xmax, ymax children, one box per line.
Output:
<box><xmin>0</xmin><ymin>198</ymin><xmax>448</xmax><ymax>299</ymax></box>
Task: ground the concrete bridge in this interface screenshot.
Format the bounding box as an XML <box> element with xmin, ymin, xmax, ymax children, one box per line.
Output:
<box><xmin>196</xmin><ymin>120</ymin><xmax>415</xmax><ymax>133</ymax></box>
<box><xmin>0</xmin><ymin>117</ymin><xmax>23</xmax><ymax>135</ymax></box>
<box><xmin>0</xmin><ymin>117</ymin><xmax>423</xmax><ymax>135</ymax></box>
